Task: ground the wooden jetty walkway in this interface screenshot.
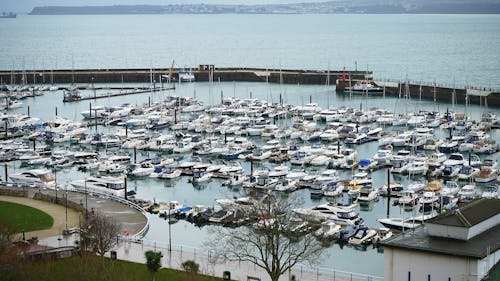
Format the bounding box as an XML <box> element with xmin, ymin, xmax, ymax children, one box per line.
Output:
<box><xmin>65</xmin><ymin>86</ymin><xmax>175</xmax><ymax>103</ymax></box>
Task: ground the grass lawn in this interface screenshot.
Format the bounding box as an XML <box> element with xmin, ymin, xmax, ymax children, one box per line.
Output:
<box><xmin>12</xmin><ymin>255</ymin><xmax>226</xmax><ymax>281</ymax></box>
<box><xmin>0</xmin><ymin>201</ymin><xmax>53</xmax><ymax>233</ymax></box>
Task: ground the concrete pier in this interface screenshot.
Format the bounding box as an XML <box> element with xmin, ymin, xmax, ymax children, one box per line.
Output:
<box><xmin>0</xmin><ymin>66</ymin><xmax>498</xmax><ymax>107</ymax></box>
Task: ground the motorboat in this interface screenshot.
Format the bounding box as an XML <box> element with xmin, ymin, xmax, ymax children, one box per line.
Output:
<box><xmin>70</xmin><ymin>175</ymin><xmax>125</xmax><ymax>197</ymax></box>
<box><xmin>474</xmin><ymin>166</ymin><xmax>498</xmax><ymax>183</ymax></box>
<box><xmin>457</xmin><ymin>184</ymin><xmax>477</xmax><ymax>203</ymax></box>
<box><xmin>357</xmin><ymin>186</ymin><xmax>379</xmax><ymax>202</ymax></box>
<box><xmin>418</xmin><ymin>192</ymin><xmax>439</xmax><ymax>211</ymax></box>
<box><xmin>159</xmin><ymin>201</ymin><xmax>184</xmax><ymax>217</ymax></box>
<box><xmin>376</xmin><ymin>217</ymin><xmax>421</xmax><ymax>231</ymax></box>
<box><xmin>343</xmin><ymin>80</ymin><xmax>383</xmax><ymax>94</ymax></box>
<box><xmin>224</xmin><ymin>173</ymin><xmax>246</xmax><ymax>187</ymax></box>
<box><xmin>372</xmin><ymin>228</ymin><xmax>393</xmax><ymax>243</ymax></box>
<box><xmin>405</xmin><ymin>160</ymin><xmax>428</xmax><ymax>176</ymax></box>
<box><xmin>190</xmin><ymin>169</ymin><xmax>213</xmax><ymax>183</ymax></box>
<box><xmin>457</xmin><ymin>165</ymin><xmax>480</xmax><ymax>181</ymax></box>
<box><xmin>314</xmin><ymin>220</ymin><xmax>341</xmax><ymax>240</ymax></box>
<box><xmin>127</xmin><ymin>162</ymin><xmax>155</xmax><ymax>177</ymax></box>
<box><xmin>159</xmin><ymin>167</ymin><xmax>182</xmax><ymax>179</ymax></box>
<box><xmin>423</xmin><ymin>180</ymin><xmax>442</xmax><ymax>193</ymax></box>
<box><xmin>9</xmin><ymin>168</ymin><xmax>56</xmax><ymax>188</ymax></box>
<box><xmin>481</xmin><ymin>186</ymin><xmax>498</xmax><ymax>199</ymax></box>
<box><xmin>348</xmin><ymin>226</ymin><xmax>378</xmax><ymax>245</ymax></box>
<box><xmin>441</xmin><ymin>181</ymin><xmax>460</xmax><ymax>196</ymax></box>
<box><xmin>293</xmin><ymin>202</ymin><xmax>363</xmax><ymax>226</ymax></box>
<box><xmin>397</xmin><ymin>190</ymin><xmax>418</xmax><ymax>206</ymax></box>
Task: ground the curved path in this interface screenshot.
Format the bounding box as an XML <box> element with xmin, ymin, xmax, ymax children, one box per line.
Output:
<box><xmin>0</xmin><ymin>195</ymin><xmax>80</xmax><ymax>239</ymax></box>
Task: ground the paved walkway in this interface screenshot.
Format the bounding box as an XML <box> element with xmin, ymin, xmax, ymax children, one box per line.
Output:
<box><xmin>34</xmin><ymin>188</ymin><xmax>147</xmax><ymax>237</ymax></box>
<box><xmin>0</xmin><ymin>195</ymin><xmax>80</xmax><ymax>239</ymax></box>
<box><xmin>39</xmin><ymin>235</ymin><xmax>382</xmax><ymax>281</ymax></box>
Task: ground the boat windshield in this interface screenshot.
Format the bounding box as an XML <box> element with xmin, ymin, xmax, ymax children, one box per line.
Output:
<box><xmin>338</xmin><ymin>211</ymin><xmax>357</xmax><ymax>219</ymax></box>
<box><xmin>107</xmin><ymin>183</ymin><xmax>124</xmax><ymax>190</ymax></box>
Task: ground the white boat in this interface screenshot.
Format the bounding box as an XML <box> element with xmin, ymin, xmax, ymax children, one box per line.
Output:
<box><xmin>344</xmin><ymin>80</ymin><xmax>383</xmax><ymax>94</ymax></box>
<box><xmin>397</xmin><ymin>190</ymin><xmax>418</xmax><ymax>206</ymax></box>
<box><xmin>128</xmin><ymin>162</ymin><xmax>155</xmax><ymax>177</ymax></box>
<box><xmin>293</xmin><ymin>202</ymin><xmax>363</xmax><ymax>226</ymax></box>
<box><xmin>309</xmin><ymin>155</ymin><xmax>330</xmax><ymax>166</ymax></box>
<box><xmin>70</xmin><ymin>175</ymin><xmax>125</xmax><ymax>197</ymax></box>
<box><xmin>348</xmin><ymin>227</ymin><xmax>378</xmax><ymax>245</ymax></box>
<box><xmin>441</xmin><ymin>181</ymin><xmax>460</xmax><ymax>196</ymax></box>
<box><xmin>190</xmin><ymin>169</ymin><xmax>213</xmax><ymax>183</ymax></box>
<box><xmin>9</xmin><ymin>168</ymin><xmax>56</xmax><ymax>188</ymax></box>
<box><xmin>357</xmin><ymin>186</ymin><xmax>379</xmax><ymax>202</ymax></box>
<box><xmin>457</xmin><ymin>184</ymin><xmax>477</xmax><ymax>202</ymax></box>
<box><xmin>474</xmin><ymin>166</ymin><xmax>498</xmax><ymax>183</ymax></box>
<box><xmin>481</xmin><ymin>186</ymin><xmax>498</xmax><ymax>199</ymax></box>
<box><xmin>377</xmin><ymin>217</ymin><xmax>421</xmax><ymax>231</ymax></box>
<box><xmin>406</xmin><ymin>160</ymin><xmax>428</xmax><ymax>175</ymax></box>
<box><xmin>224</xmin><ymin>173</ymin><xmax>246</xmax><ymax>187</ymax></box>
<box><xmin>314</xmin><ymin>220</ymin><xmax>341</xmax><ymax>240</ymax></box>
<box><xmin>159</xmin><ymin>167</ymin><xmax>182</xmax><ymax>179</ymax></box>
<box><xmin>457</xmin><ymin>165</ymin><xmax>480</xmax><ymax>181</ymax></box>
<box><xmin>159</xmin><ymin>201</ymin><xmax>184</xmax><ymax>217</ymax></box>
<box><xmin>418</xmin><ymin>192</ymin><xmax>439</xmax><ymax>208</ymax></box>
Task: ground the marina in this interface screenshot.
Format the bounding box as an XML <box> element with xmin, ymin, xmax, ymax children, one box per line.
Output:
<box><xmin>0</xmin><ymin>77</ymin><xmax>498</xmax><ymax>276</ymax></box>
<box><xmin>1</xmin><ymin>11</ymin><xmax>500</xmax><ymax>280</ymax></box>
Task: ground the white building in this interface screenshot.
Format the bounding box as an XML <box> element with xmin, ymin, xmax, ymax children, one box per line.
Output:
<box><xmin>382</xmin><ymin>198</ymin><xmax>499</xmax><ymax>281</ymax></box>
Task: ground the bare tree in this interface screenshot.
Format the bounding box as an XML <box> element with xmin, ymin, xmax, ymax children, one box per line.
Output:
<box><xmin>80</xmin><ymin>212</ymin><xmax>121</xmax><ymax>259</ymax></box>
<box><xmin>208</xmin><ymin>193</ymin><xmax>324</xmax><ymax>281</ymax></box>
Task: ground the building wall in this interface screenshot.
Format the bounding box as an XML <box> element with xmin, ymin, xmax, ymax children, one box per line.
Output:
<box><xmin>384</xmin><ymin>248</ymin><xmax>487</xmax><ymax>281</ymax></box>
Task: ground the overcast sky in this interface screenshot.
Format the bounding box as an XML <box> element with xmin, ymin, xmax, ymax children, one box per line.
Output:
<box><xmin>1</xmin><ymin>0</ymin><xmax>327</xmax><ymax>13</ymax></box>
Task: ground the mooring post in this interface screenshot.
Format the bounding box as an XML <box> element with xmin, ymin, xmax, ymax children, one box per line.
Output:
<box><xmin>55</xmin><ymin>106</ymin><xmax>58</xmax><ymax>116</ymax></box>
<box><xmin>3</xmin><ymin>162</ymin><xmax>7</xmax><ymax>182</ymax></box>
<box><xmin>27</xmin><ymin>106</ymin><xmax>30</xmax><ymax>117</ymax></box>
<box><xmin>124</xmin><ymin>175</ymin><xmax>128</xmax><ymax>200</ymax></box>
<box><xmin>386</xmin><ymin>168</ymin><xmax>391</xmax><ymax>218</ymax></box>
<box><xmin>94</xmin><ymin>109</ymin><xmax>98</xmax><ymax>130</ymax></box>
<box><xmin>33</xmin><ymin>139</ymin><xmax>36</xmax><ymax>151</ymax></box>
<box><xmin>221</xmin><ymin>90</ymin><xmax>223</xmax><ymax>104</ymax></box>
<box><xmin>125</xmin><ymin>125</ymin><xmax>128</xmax><ymax>139</ymax></box>
<box><xmin>134</xmin><ymin>146</ymin><xmax>137</xmax><ymax>164</ymax></box>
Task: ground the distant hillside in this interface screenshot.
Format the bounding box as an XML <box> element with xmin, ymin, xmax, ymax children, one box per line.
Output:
<box><xmin>29</xmin><ymin>1</ymin><xmax>500</xmax><ymax>15</ymax></box>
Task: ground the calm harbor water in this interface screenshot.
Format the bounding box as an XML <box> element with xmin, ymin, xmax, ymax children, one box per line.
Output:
<box><xmin>1</xmin><ymin>14</ymin><xmax>500</xmax><ymax>89</ymax></box>
<box><xmin>5</xmin><ymin>81</ymin><xmax>499</xmax><ymax>276</ymax></box>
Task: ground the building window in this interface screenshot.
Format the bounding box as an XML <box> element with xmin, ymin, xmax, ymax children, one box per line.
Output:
<box><xmin>408</xmin><ymin>271</ymin><xmax>411</xmax><ymax>281</ymax></box>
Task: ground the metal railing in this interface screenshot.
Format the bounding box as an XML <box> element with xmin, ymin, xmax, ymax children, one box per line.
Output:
<box><xmin>130</xmin><ymin>238</ymin><xmax>384</xmax><ymax>281</ymax></box>
<box><xmin>67</xmin><ymin>186</ymin><xmax>150</xmax><ymax>240</ymax></box>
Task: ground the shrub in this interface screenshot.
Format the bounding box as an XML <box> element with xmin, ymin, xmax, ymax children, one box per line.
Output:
<box><xmin>181</xmin><ymin>260</ymin><xmax>199</xmax><ymax>274</ymax></box>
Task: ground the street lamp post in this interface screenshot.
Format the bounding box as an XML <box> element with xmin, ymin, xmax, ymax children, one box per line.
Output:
<box><xmin>53</xmin><ymin>168</ymin><xmax>57</xmax><ymax>204</ymax></box>
<box><xmin>168</xmin><ymin>204</ymin><xmax>172</xmax><ymax>253</ymax></box>
<box><xmin>65</xmin><ymin>185</ymin><xmax>68</xmax><ymax>231</ymax></box>
<box><xmin>84</xmin><ymin>179</ymin><xmax>88</xmax><ymax>218</ymax></box>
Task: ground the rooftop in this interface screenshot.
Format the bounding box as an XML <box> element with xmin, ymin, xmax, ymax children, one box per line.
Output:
<box><xmin>427</xmin><ymin>198</ymin><xmax>500</xmax><ymax>228</ymax></box>
<box><xmin>382</xmin><ymin>223</ymin><xmax>500</xmax><ymax>259</ymax></box>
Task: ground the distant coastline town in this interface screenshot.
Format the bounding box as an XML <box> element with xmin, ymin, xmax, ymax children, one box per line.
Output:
<box><xmin>28</xmin><ymin>1</ymin><xmax>500</xmax><ymax>15</ymax></box>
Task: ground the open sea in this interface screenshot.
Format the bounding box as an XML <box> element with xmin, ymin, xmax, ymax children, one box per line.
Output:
<box><xmin>1</xmin><ymin>14</ymin><xmax>500</xmax><ymax>89</ymax></box>
<box><xmin>1</xmin><ymin>13</ymin><xmax>500</xmax><ymax>277</ymax></box>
